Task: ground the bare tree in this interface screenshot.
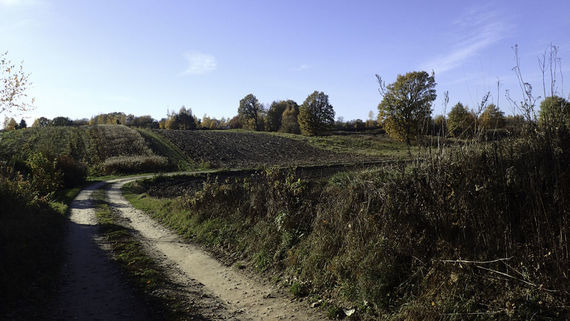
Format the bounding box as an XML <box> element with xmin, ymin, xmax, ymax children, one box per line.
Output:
<box><xmin>0</xmin><ymin>52</ymin><xmax>34</xmax><ymax>118</ymax></box>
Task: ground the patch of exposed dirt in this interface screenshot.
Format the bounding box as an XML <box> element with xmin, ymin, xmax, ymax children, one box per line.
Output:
<box><xmin>157</xmin><ymin>129</ymin><xmax>375</xmax><ymax>168</ymax></box>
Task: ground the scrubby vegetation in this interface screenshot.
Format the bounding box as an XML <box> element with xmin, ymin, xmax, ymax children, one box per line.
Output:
<box><xmin>125</xmin><ymin>126</ymin><xmax>569</xmax><ymax>320</ymax></box>
<box><xmin>0</xmin><ymin>164</ymin><xmax>79</xmax><ymax>319</ymax></box>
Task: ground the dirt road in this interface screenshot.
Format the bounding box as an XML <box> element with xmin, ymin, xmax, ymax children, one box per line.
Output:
<box><xmin>107</xmin><ymin>177</ymin><xmax>325</xmax><ymax>321</ymax></box>
<box><xmin>51</xmin><ymin>176</ymin><xmax>325</xmax><ymax>320</ymax></box>
<box><xmin>49</xmin><ymin>181</ymin><xmax>155</xmax><ymax>321</ymax></box>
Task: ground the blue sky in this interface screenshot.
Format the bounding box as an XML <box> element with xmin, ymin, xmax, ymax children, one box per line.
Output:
<box><xmin>1</xmin><ymin>0</ymin><xmax>570</xmax><ymax>124</ymax></box>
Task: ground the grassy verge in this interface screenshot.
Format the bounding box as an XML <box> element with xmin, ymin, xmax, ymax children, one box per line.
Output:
<box><xmin>47</xmin><ymin>185</ymin><xmax>90</xmax><ymax>215</ymax></box>
<box><xmin>92</xmin><ymin>188</ymin><xmax>199</xmax><ymax>321</ymax></box>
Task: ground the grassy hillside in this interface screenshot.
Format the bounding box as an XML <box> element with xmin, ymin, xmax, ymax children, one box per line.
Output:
<box><xmin>0</xmin><ymin>125</ymin><xmax>173</xmax><ymax>175</ymax></box>
<box><xmin>0</xmin><ymin>126</ymin><xmax>95</xmax><ymax>165</ymax></box>
<box><xmin>155</xmin><ymin>129</ymin><xmax>385</xmax><ymax>168</ymax></box>
<box><xmin>268</xmin><ymin>131</ymin><xmax>415</xmax><ymax>159</ymax></box>
<box><xmin>135</xmin><ymin>128</ymin><xmax>194</xmax><ymax>170</ymax></box>
<box><xmin>0</xmin><ymin>126</ymin><xmax>406</xmax><ymax>175</ymax></box>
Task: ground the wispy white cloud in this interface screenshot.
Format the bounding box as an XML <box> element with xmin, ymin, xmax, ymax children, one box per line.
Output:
<box><xmin>182</xmin><ymin>51</ymin><xmax>217</xmax><ymax>75</ymax></box>
<box><xmin>295</xmin><ymin>64</ymin><xmax>311</xmax><ymax>71</ymax></box>
<box><xmin>421</xmin><ymin>6</ymin><xmax>511</xmax><ymax>75</ymax></box>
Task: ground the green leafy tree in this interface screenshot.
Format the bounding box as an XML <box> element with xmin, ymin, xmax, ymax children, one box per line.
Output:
<box><xmin>538</xmin><ymin>96</ymin><xmax>570</xmax><ymax>129</ymax></box>
<box><xmin>447</xmin><ymin>102</ymin><xmax>476</xmax><ymax>138</ymax></box>
<box><xmin>131</xmin><ymin>115</ymin><xmax>157</xmax><ymax>128</ymax></box>
<box><xmin>3</xmin><ymin>117</ymin><xmax>17</xmax><ymax>131</ymax></box>
<box><xmin>479</xmin><ymin>104</ymin><xmax>505</xmax><ymax>130</ymax></box>
<box><xmin>89</xmin><ymin>112</ymin><xmax>127</xmax><ymax>125</ymax></box>
<box><xmin>238</xmin><ymin>94</ymin><xmax>263</xmax><ymax>131</ymax></box>
<box><xmin>280</xmin><ymin>105</ymin><xmax>301</xmax><ymax>133</ymax></box>
<box><xmin>433</xmin><ymin>115</ymin><xmax>447</xmax><ymax>136</ymax></box>
<box><xmin>176</xmin><ymin>106</ymin><xmax>196</xmax><ymax>130</ymax></box>
<box><xmin>228</xmin><ymin>116</ymin><xmax>242</xmax><ymax>129</ymax></box>
<box><xmin>32</xmin><ymin>117</ymin><xmax>50</xmax><ymax>128</ymax></box>
<box><xmin>267</xmin><ymin>100</ymin><xmax>298</xmax><ymax>132</ymax></box>
<box><xmin>366</xmin><ymin>110</ymin><xmax>377</xmax><ymax>128</ymax></box>
<box><xmin>164</xmin><ymin>107</ymin><xmax>196</xmax><ymax>130</ymax></box>
<box><xmin>377</xmin><ymin>71</ymin><xmax>436</xmax><ymax>145</ymax></box>
<box><xmin>51</xmin><ymin>116</ymin><xmax>73</xmax><ymax>127</ymax></box>
<box><xmin>298</xmin><ymin>91</ymin><xmax>335</xmax><ymax>136</ymax></box>
<box><xmin>18</xmin><ymin>118</ymin><xmax>27</xmax><ymax>129</ymax></box>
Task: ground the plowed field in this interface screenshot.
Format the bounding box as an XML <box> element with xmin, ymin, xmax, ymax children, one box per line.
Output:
<box><xmin>157</xmin><ymin>130</ymin><xmax>374</xmax><ymax>168</ymax></box>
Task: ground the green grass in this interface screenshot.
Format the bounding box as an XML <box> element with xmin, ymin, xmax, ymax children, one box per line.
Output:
<box><xmin>92</xmin><ymin>188</ymin><xmax>196</xmax><ymax>321</ymax></box>
<box><xmin>46</xmin><ymin>185</ymin><xmax>90</xmax><ymax>215</ymax></box>
<box><xmin>264</xmin><ymin>131</ymin><xmax>414</xmax><ymax>159</ymax></box>
<box><xmin>136</xmin><ymin>128</ymin><xmax>196</xmax><ymax>170</ymax></box>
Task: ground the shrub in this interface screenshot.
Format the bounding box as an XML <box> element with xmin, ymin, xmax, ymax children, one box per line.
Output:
<box><xmin>26</xmin><ymin>152</ymin><xmax>63</xmax><ymax>199</ymax></box>
<box><xmin>102</xmin><ymin>155</ymin><xmax>169</xmax><ymax>174</ymax></box>
<box><xmin>56</xmin><ymin>155</ymin><xmax>87</xmax><ymax>188</ymax></box>
<box><xmin>0</xmin><ymin>166</ymin><xmax>65</xmax><ymax>318</ymax></box>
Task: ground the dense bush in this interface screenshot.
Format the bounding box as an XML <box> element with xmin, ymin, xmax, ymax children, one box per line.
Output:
<box><xmin>56</xmin><ymin>154</ymin><xmax>87</xmax><ymax>188</ymax></box>
<box><xmin>0</xmin><ymin>166</ymin><xmax>65</xmax><ymax>319</ymax></box>
<box><xmin>26</xmin><ymin>152</ymin><xmax>63</xmax><ymax>199</ymax></box>
<box><xmin>102</xmin><ymin>155</ymin><xmax>169</xmax><ymax>174</ymax></box>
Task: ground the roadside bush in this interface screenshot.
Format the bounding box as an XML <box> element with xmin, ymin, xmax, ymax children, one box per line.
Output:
<box><xmin>0</xmin><ymin>166</ymin><xmax>65</xmax><ymax>319</ymax></box>
<box><xmin>102</xmin><ymin>155</ymin><xmax>169</xmax><ymax>174</ymax></box>
<box><xmin>26</xmin><ymin>152</ymin><xmax>63</xmax><ymax>199</ymax></box>
<box><xmin>299</xmin><ymin>130</ymin><xmax>569</xmax><ymax>318</ymax></box>
<box><xmin>56</xmin><ymin>154</ymin><xmax>87</xmax><ymax>188</ymax></box>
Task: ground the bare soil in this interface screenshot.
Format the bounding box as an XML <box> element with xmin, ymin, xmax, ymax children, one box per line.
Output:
<box><xmin>107</xmin><ymin>177</ymin><xmax>327</xmax><ymax>321</ymax></box>
<box><xmin>157</xmin><ymin>129</ymin><xmax>375</xmax><ymax>168</ymax></box>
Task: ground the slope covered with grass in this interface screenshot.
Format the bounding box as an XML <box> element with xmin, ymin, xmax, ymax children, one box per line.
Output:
<box><xmin>0</xmin><ymin>125</ymin><xmax>173</xmax><ymax>175</ymax></box>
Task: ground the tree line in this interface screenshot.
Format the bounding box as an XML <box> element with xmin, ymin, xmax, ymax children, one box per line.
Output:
<box><xmin>376</xmin><ymin>71</ymin><xmax>569</xmax><ymax>145</ymax></box>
